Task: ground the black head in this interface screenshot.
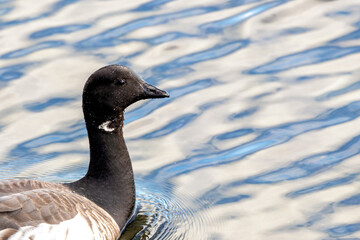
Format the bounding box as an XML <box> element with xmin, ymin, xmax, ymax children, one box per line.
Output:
<box><xmin>83</xmin><ymin>65</ymin><xmax>169</xmax><ymax>128</ymax></box>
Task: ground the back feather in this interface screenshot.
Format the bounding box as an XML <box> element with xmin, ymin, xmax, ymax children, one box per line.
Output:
<box><xmin>0</xmin><ymin>180</ymin><xmax>120</xmax><ymax>240</ymax></box>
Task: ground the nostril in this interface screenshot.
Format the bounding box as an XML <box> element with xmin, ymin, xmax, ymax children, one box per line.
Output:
<box><xmin>141</xmin><ymin>82</ymin><xmax>169</xmax><ymax>99</ymax></box>
<box><xmin>147</xmin><ymin>85</ymin><xmax>156</xmax><ymax>91</ymax></box>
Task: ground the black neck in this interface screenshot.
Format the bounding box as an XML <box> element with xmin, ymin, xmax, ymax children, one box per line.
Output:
<box><xmin>67</xmin><ymin>113</ymin><xmax>135</xmax><ymax>229</ymax></box>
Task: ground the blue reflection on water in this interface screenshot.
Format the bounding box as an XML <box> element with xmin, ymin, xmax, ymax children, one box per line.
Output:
<box><xmin>215</xmin><ymin>128</ymin><xmax>254</xmax><ymax>141</ymax></box>
<box><xmin>327</xmin><ymin>223</ymin><xmax>360</xmax><ymax>237</ymax></box>
<box><xmin>0</xmin><ymin>6</ymin><xmax>12</xmax><ymax>16</ymax></box>
<box><xmin>149</xmin><ymin>40</ymin><xmax>249</xmax><ymax>82</ymax></box>
<box><xmin>146</xmin><ymin>101</ymin><xmax>360</xmax><ymax>181</ymax></box>
<box><xmin>30</xmin><ymin>24</ymin><xmax>92</xmax><ymax>39</ymax></box>
<box><xmin>317</xmin><ymin>79</ymin><xmax>360</xmax><ymax>101</ymax></box>
<box><xmin>248</xmin><ymin>46</ymin><xmax>360</xmax><ymax>74</ymax></box>
<box><xmin>330</xmin><ymin>29</ymin><xmax>360</xmax><ymax>43</ymax></box>
<box><xmin>75</xmin><ymin>7</ymin><xmax>212</xmax><ymax>49</ymax></box>
<box><xmin>1</xmin><ymin>41</ymin><xmax>66</xmax><ymax>59</ymax></box>
<box><xmin>136</xmin><ymin>98</ymin><xmax>226</xmax><ymax>140</ymax></box>
<box><xmin>279</xmin><ymin>27</ymin><xmax>310</xmax><ymax>36</ymax></box>
<box><xmin>0</xmin><ymin>0</ymin><xmax>11</xmax><ymax>4</ymax></box>
<box><xmin>75</xmin><ymin>0</ymin><xmax>265</xmax><ymax>51</ymax></box>
<box><xmin>286</xmin><ymin>174</ymin><xmax>358</xmax><ymax>198</ymax></box>
<box><xmin>136</xmin><ymin>32</ymin><xmax>197</xmax><ymax>45</ymax></box>
<box><xmin>126</xmin><ymin>78</ymin><xmax>218</xmax><ymax>123</ymax></box>
<box><xmin>131</xmin><ymin>0</ymin><xmax>174</xmax><ymax>12</ymax></box>
<box><xmin>0</xmin><ymin>0</ymin><xmax>79</xmax><ymax>28</ymax></box>
<box><xmin>6</xmin><ymin>121</ymin><xmax>86</xmax><ymax>172</ymax></box>
<box><xmin>132</xmin><ymin>0</ymin><xmax>263</xmax><ymax>13</ymax></box>
<box><xmin>289</xmin><ymin>190</ymin><xmax>360</xmax><ymax>238</ymax></box>
<box><xmin>214</xmin><ymin>194</ymin><xmax>251</xmax><ymax>206</ymax></box>
<box><xmin>339</xmin><ymin>193</ymin><xmax>360</xmax><ymax>206</ymax></box>
<box><xmin>0</xmin><ymin>63</ymin><xmax>34</xmax><ymax>83</ymax></box>
<box><xmin>24</xmin><ymin>97</ymin><xmax>77</xmax><ymax>112</ymax></box>
<box><xmin>200</xmin><ymin>0</ymin><xmax>286</xmax><ymax>34</ymax></box>
<box><xmin>198</xmin><ymin>184</ymin><xmax>251</xmax><ymax>209</ymax></box>
<box><xmin>229</xmin><ymin>107</ymin><xmax>259</xmax><ymax>120</ymax></box>
<box><xmin>244</xmin><ymin>134</ymin><xmax>360</xmax><ymax>184</ymax></box>
<box><xmin>140</xmin><ymin>113</ymin><xmax>198</xmax><ymax>139</ymax></box>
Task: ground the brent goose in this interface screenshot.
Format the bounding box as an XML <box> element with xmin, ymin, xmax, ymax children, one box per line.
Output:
<box><xmin>0</xmin><ymin>65</ymin><xmax>169</xmax><ymax>239</ymax></box>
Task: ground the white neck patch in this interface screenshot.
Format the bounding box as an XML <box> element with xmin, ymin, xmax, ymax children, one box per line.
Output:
<box><xmin>98</xmin><ymin>120</ymin><xmax>115</xmax><ymax>132</ymax></box>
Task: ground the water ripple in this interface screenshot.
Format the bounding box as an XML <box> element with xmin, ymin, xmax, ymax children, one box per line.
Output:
<box><xmin>229</xmin><ymin>107</ymin><xmax>259</xmax><ymax>120</ymax></box>
<box><xmin>4</xmin><ymin>121</ymin><xmax>86</xmax><ymax>172</ymax></box>
<box><xmin>139</xmin><ymin>32</ymin><xmax>197</xmax><ymax>45</ymax></box>
<box><xmin>317</xmin><ymin>80</ymin><xmax>360</xmax><ymax>101</ymax></box>
<box><xmin>214</xmin><ymin>128</ymin><xmax>254</xmax><ymax>141</ymax></box>
<box><xmin>149</xmin><ymin>40</ymin><xmax>249</xmax><ymax>81</ymax></box>
<box><xmin>125</xmin><ymin>78</ymin><xmax>218</xmax><ymax>124</ymax></box>
<box><xmin>75</xmin><ymin>7</ymin><xmax>213</xmax><ymax>49</ymax></box>
<box><xmin>120</xmin><ymin>180</ymin><xmax>210</xmax><ymax>240</ymax></box>
<box><xmin>135</xmin><ymin>98</ymin><xmax>226</xmax><ymax>140</ymax></box>
<box><xmin>24</xmin><ymin>97</ymin><xmax>77</xmax><ymax>112</ymax></box>
<box><xmin>0</xmin><ymin>0</ymin><xmax>79</xmax><ymax>28</ymax></box>
<box><xmin>139</xmin><ymin>113</ymin><xmax>198</xmax><ymax>139</ymax></box>
<box><xmin>0</xmin><ymin>0</ymin><xmax>11</xmax><ymax>4</ymax></box>
<box><xmin>0</xmin><ymin>6</ymin><xmax>12</xmax><ymax>16</ymax></box>
<box><xmin>1</xmin><ymin>40</ymin><xmax>65</xmax><ymax>59</ymax></box>
<box><xmin>286</xmin><ymin>174</ymin><xmax>358</xmax><ymax>198</ymax></box>
<box><xmin>338</xmin><ymin>193</ymin><xmax>360</xmax><ymax>207</ymax></box>
<box><xmin>29</xmin><ymin>24</ymin><xmax>92</xmax><ymax>39</ymax></box>
<box><xmin>326</xmin><ymin>223</ymin><xmax>360</xmax><ymax>238</ymax></box>
<box><xmin>0</xmin><ymin>62</ymin><xmax>34</xmax><ymax>83</ymax></box>
<box><xmin>247</xmin><ymin>46</ymin><xmax>360</xmax><ymax>74</ymax></box>
<box><xmin>131</xmin><ymin>0</ymin><xmax>174</xmax><ymax>12</ymax></box>
<box><xmin>174</xmin><ymin>40</ymin><xmax>248</xmax><ymax>66</ymax></box>
<box><xmin>243</xmin><ymin>134</ymin><xmax>360</xmax><ymax>184</ymax></box>
<box><xmin>75</xmin><ymin>0</ymin><xmax>262</xmax><ymax>50</ymax></box>
<box><xmin>200</xmin><ymin>0</ymin><xmax>287</xmax><ymax>34</ymax></box>
<box><xmin>146</xmin><ymin>101</ymin><xmax>360</xmax><ymax>181</ymax></box>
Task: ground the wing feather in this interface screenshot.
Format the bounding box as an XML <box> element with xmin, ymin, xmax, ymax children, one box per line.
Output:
<box><xmin>0</xmin><ymin>180</ymin><xmax>120</xmax><ymax>240</ymax></box>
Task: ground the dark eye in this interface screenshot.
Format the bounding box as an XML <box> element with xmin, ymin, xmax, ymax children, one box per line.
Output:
<box><xmin>115</xmin><ymin>79</ymin><xmax>126</xmax><ymax>85</ymax></box>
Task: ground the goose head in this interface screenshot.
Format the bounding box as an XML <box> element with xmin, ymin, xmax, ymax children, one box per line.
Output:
<box><xmin>82</xmin><ymin>65</ymin><xmax>169</xmax><ymax>130</ymax></box>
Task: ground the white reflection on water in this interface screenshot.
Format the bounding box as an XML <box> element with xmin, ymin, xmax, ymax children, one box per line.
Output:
<box><xmin>1</xmin><ymin>0</ymin><xmax>360</xmax><ymax>239</ymax></box>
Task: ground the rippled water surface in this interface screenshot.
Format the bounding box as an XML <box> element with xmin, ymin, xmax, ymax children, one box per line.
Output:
<box><xmin>1</xmin><ymin>0</ymin><xmax>360</xmax><ymax>239</ymax></box>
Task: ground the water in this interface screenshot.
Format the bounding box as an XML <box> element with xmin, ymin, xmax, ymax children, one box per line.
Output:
<box><xmin>1</xmin><ymin>0</ymin><xmax>360</xmax><ymax>239</ymax></box>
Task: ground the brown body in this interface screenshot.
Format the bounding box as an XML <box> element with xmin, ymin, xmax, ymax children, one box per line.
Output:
<box><xmin>0</xmin><ymin>180</ymin><xmax>120</xmax><ymax>239</ymax></box>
